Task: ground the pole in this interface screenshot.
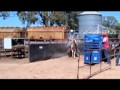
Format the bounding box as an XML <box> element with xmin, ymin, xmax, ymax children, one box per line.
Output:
<box><xmin>77</xmin><ymin>53</ymin><xmax>80</xmax><ymax>79</ymax></box>
<box><xmin>90</xmin><ymin>49</ymin><xmax>92</xmax><ymax>77</ymax></box>
<box><xmin>114</xmin><ymin>49</ymin><xmax>116</xmax><ymax>58</ymax></box>
<box><xmin>90</xmin><ymin>42</ymin><xmax>92</xmax><ymax>78</ymax></box>
<box><xmin>110</xmin><ymin>47</ymin><xmax>112</xmax><ymax>68</ymax></box>
<box><xmin>100</xmin><ymin>49</ymin><xmax>102</xmax><ymax>71</ymax></box>
<box><xmin>28</xmin><ymin>39</ymin><xmax>30</xmax><ymax>62</ymax></box>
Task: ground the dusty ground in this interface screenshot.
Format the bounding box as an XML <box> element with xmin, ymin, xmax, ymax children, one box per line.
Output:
<box><xmin>0</xmin><ymin>55</ymin><xmax>119</xmax><ymax>79</ymax></box>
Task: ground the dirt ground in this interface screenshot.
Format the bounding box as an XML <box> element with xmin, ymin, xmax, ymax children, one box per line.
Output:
<box><xmin>0</xmin><ymin>55</ymin><xmax>119</xmax><ymax>79</ymax></box>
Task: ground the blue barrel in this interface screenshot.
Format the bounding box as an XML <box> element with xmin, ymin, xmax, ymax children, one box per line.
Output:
<box><xmin>91</xmin><ymin>50</ymin><xmax>101</xmax><ymax>64</ymax></box>
<box><xmin>84</xmin><ymin>52</ymin><xmax>91</xmax><ymax>63</ymax></box>
<box><xmin>84</xmin><ymin>50</ymin><xmax>101</xmax><ymax>64</ymax></box>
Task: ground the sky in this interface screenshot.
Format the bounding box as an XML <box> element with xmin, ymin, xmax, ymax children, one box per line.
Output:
<box><xmin>0</xmin><ymin>11</ymin><xmax>120</xmax><ymax>27</ymax></box>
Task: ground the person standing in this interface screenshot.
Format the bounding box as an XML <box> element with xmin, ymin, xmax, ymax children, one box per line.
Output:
<box><xmin>115</xmin><ymin>35</ymin><xmax>120</xmax><ymax>66</ymax></box>
<box><xmin>102</xmin><ymin>32</ymin><xmax>111</xmax><ymax>64</ymax></box>
<box><xmin>116</xmin><ymin>49</ymin><xmax>120</xmax><ymax>66</ymax></box>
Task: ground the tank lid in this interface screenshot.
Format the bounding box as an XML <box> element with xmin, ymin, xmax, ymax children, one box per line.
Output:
<box><xmin>79</xmin><ymin>11</ymin><xmax>101</xmax><ymax>15</ymax></box>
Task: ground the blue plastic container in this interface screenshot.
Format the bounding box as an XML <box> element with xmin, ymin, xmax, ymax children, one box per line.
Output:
<box><xmin>91</xmin><ymin>50</ymin><xmax>101</xmax><ymax>64</ymax></box>
<box><xmin>84</xmin><ymin>52</ymin><xmax>91</xmax><ymax>63</ymax></box>
<box><xmin>84</xmin><ymin>34</ymin><xmax>103</xmax><ymax>64</ymax></box>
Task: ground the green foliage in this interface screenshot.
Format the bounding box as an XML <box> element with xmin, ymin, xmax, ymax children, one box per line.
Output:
<box><xmin>102</xmin><ymin>16</ymin><xmax>118</xmax><ymax>28</ymax></box>
<box><xmin>51</xmin><ymin>11</ymin><xmax>67</xmax><ymax>26</ymax></box>
<box><xmin>17</xmin><ymin>11</ymin><xmax>83</xmax><ymax>31</ymax></box>
<box><xmin>104</xmin><ymin>27</ymin><xmax>117</xmax><ymax>38</ymax></box>
<box><xmin>37</xmin><ymin>11</ymin><xmax>49</xmax><ymax>26</ymax></box>
<box><xmin>102</xmin><ymin>16</ymin><xmax>119</xmax><ymax>38</ymax></box>
<box><xmin>113</xmin><ymin>23</ymin><xmax>120</xmax><ymax>30</ymax></box>
<box><xmin>17</xmin><ymin>11</ymin><xmax>38</xmax><ymax>27</ymax></box>
<box><xmin>37</xmin><ymin>11</ymin><xmax>68</xmax><ymax>26</ymax></box>
<box><xmin>67</xmin><ymin>12</ymin><xmax>79</xmax><ymax>30</ymax></box>
<box><xmin>0</xmin><ymin>11</ymin><xmax>9</xmax><ymax>20</ymax></box>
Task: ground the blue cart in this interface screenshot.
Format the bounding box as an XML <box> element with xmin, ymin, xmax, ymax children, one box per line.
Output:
<box><xmin>84</xmin><ymin>34</ymin><xmax>103</xmax><ymax>64</ymax></box>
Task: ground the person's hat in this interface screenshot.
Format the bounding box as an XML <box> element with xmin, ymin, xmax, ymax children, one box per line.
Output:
<box><xmin>102</xmin><ymin>32</ymin><xmax>107</xmax><ymax>36</ymax></box>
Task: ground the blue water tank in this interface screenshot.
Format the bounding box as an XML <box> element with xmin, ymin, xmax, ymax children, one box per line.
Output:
<box><xmin>78</xmin><ymin>11</ymin><xmax>102</xmax><ymax>39</ymax></box>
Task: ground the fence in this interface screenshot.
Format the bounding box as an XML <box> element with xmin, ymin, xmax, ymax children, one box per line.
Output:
<box><xmin>76</xmin><ymin>38</ymin><xmax>120</xmax><ymax>79</ymax></box>
<box><xmin>0</xmin><ymin>38</ymin><xmax>28</xmax><ymax>59</ymax></box>
<box><xmin>0</xmin><ymin>35</ymin><xmax>120</xmax><ymax>79</ymax></box>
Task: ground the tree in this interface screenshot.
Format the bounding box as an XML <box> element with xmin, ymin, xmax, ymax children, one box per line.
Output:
<box><xmin>37</xmin><ymin>11</ymin><xmax>50</xmax><ymax>26</ymax></box>
<box><xmin>37</xmin><ymin>11</ymin><xmax>82</xmax><ymax>29</ymax></box>
<box><xmin>37</xmin><ymin>11</ymin><xmax>67</xmax><ymax>26</ymax></box>
<box><xmin>50</xmin><ymin>11</ymin><xmax>83</xmax><ymax>30</ymax></box>
<box><xmin>50</xmin><ymin>11</ymin><xmax>67</xmax><ymax>26</ymax></box>
<box><xmin>66</xmin><ymin>11</ymin><xmax>80</xmax><ymax>30</ymax></box>
<box><xmin>105</xmin><ymin>28</ymin><xmax>117</xmax><ymax>38</ymax></box>
<box><xmin>0</xmin><ymin>11</ymin><xmax>9</xmax><ymax>20</ymax></box>
<box><xmin>113</xmin><ymin>23</ymin><xmax>120</xmax><ymax>30</ymax></box>
<box><xmin>17</xmin><ymin>11</ymin><xmax>83</xmax><ymax>31</ymax></box>
<box><xmin>17</xmin><ymin>11</ymin><xmax>38</xmax><ymax>28</ymax></box>
<box><xmin>102</xmin><ymin>16</ymin><xmax>118</xmax><ymax>28</ymax></box>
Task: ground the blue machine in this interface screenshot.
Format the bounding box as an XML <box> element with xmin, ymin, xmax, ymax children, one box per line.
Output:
<box><xmin>84</xmin><ymin>34</ymin><xmax>103</xmax><ymax>64</ymax></box>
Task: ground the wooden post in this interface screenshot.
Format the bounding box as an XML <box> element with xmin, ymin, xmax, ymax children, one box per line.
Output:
<box><xmin>11</xmin><ymin>49</ymin><xmax>12</xmax><ymax>59</ymax></box>
<box><xmin>28</xmin><ymin>39</ymin><xmax>30</xmax><ymax>62</ymax></box>
<box><xmin>5</xmin><ymin>49</ymin><xmax>6</xmax><ymax>58</ymax></box>
<box><xmin>114</xmin><ymin>49</ymin><xmax>116</xmax><ymax>58</ymax></box>
<box><xmin>0</xmin><ymin>50</ymin><xmax>1</xmax><ymax>59</ymax></box>
<box><xmin>100</xmin><ymin>49</ymin><xmax>102</xmax><ymax>71</ymax></box>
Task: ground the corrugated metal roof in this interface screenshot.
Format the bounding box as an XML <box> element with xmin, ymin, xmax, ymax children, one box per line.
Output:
<box><xmin>79</xmin><ymin>11</ymin><xmax>101</xmax><ymax>15</ymax></box>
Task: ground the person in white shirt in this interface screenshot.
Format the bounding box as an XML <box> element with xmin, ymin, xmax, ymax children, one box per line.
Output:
<box><xmin>67</xmin><ymin>29</ymin><xmax>78</xmax><ymax>53</ymax></box>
